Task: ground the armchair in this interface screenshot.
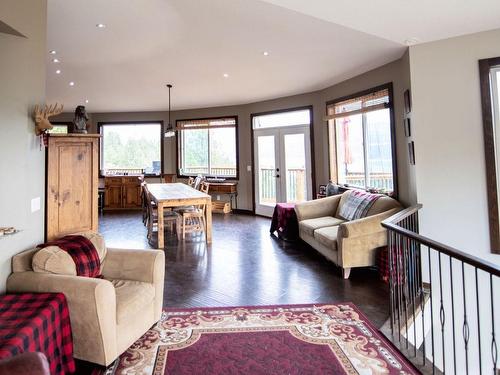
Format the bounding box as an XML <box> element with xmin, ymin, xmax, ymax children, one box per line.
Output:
<box><xmin>7</xmin><ymin>247</ymin><xmax>165</xmax><ymax>366</ymax></box>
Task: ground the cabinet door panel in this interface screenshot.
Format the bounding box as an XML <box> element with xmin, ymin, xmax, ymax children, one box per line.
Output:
<box><xmin>123</xmin><ymin>185</ymin><xmax>141</xmax><ymax>208</ymax></box>
<box><xmin>105</xmin><ymin>186</ymin><xmax>122</xmax><ymax>208</ymax></box>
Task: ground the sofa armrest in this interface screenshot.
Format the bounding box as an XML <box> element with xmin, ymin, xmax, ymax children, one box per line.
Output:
<box><xmin>102</xmin><ymin>248</ymin><xmax>165</xmax><ymax>321</ymax></box>
<box><xmin>338</xmin><ymin>207</ymin><xmax>401</xmax><ymax>238</ymax></box>
<box><xmin>294</xmin><ymin>195</ymin><xmax>342</xmax><ymax>222</ymax></box>
<box><xmin>7</xmin><ymin>272</ymin><xmax>117</xmax><ymax>365</ymax></box>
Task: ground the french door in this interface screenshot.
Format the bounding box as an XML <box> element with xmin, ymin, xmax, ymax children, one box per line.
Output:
<box><xmin>254</xmin><ymin>126</ymin><xmax>312</xmax><ymax>217</ymax></box>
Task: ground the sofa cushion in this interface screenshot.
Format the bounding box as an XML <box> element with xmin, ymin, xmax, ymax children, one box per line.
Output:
<box><xmin>32</xmin><ymin>232</ymin><xmax>107</xmax><ymax>276</ymax></box>
<box><xmin>314</xmin><ymin>226</ymin><xmax>340</xmax><ymax>250</ymax></box>
<box><xmin>110</xmin><ymin>279</ymin><xmax>155</xmax><ymax>324</ymax></box>
<box><xmin>299</xmin><ymin>216</ymin><xmax>345</xmax><ymax>237</ymax></box>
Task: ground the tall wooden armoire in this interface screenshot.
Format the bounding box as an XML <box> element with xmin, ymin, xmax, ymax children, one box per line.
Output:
<box><xmin>46</xmin><ymin>134</ymin><xmax>100</xmax><ymax>241</ymax></box>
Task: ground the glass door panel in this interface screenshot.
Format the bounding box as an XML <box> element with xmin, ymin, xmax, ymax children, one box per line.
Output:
<box><xmin>255</xmin><ymin>135</ymin><xmax>278</xmax><ymax>216</ymax></box>
<box><xmin>283</xmin><ymin>133</ymin><xmax>307</xmax><ymax>203</ymax></box>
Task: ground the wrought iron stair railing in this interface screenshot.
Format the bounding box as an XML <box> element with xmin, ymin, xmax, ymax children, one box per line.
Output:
<box><xmin>381</xmin><ymin>205</ymin><xmax>499</xmax><ymax>375</ymax></box>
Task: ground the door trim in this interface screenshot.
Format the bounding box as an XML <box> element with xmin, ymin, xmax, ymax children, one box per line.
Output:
<box><xmin>250</xmin><ymin>105</ymin><xmax>315</xmax><ymax>214</ymax></box>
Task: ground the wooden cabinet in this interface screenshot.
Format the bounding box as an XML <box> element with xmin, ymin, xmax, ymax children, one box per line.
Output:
<box><xmin>46</xmin><ymin>134</ymin><xmax>100</xmax><ymax>241</ymax></box>
<box><xmin>104</xmin><ymin>176</ymin><xmax>142</xmax><ymax>209</ymax></box>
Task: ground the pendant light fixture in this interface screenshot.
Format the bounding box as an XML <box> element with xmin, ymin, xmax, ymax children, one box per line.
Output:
<box><xmin>164</xmin><ymin>84</ymin><xmax>175</xmax><ymax>137</ymax></box>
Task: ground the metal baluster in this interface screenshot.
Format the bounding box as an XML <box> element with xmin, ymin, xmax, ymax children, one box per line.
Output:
<box><xmin>404</xmin><ymin>218</ymin><xmax>409</xmax><ymax>350</ymax></box>
<box><xmin>428</xmin><ymin>246</ymin><xmax>436</xmax><ymax>374</ymax></box>
<box><xmin>411</xmin><ymin>235</ymin><xmax>418</xmax><ymax>358</ymax></box>
<box><xmin>462</xmin><ymin>262</ymin><xmax>470</xmax><ymax>375</ymax></box>
<box><xmin>389</xmin><ymin>229</ymin><xmax>395</xmax><ymax>336</ymax></box>
<box><xmin>420</xmin><ymin>239</ymin><xmax>426</xmax><ymax>366</ymax></box>
<box><xmin>438</xmin><ymin>252</ymin><xmax>446</xmax><ymax>373</ymax></box>
<box><xmin>397</xmin><ymin>231</ymin><xmax>402</xmax><ymax>343</ymax></box>
<box><xmin>476</xmin><ymin>268</ymin><xmax>482</xmax><ymax>375</ymax></box>
<box><xmin>490</xmin><ymin>274</ymin><xmax>498</xmax><ymax>375</ymax></box>
<box><xmin>449</xmin><ymin>257</ymin><xmax>457</xmax><ymax>374</ymax></box>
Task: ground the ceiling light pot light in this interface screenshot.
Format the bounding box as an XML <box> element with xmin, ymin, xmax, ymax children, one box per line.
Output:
<box><xmin>223</xmin><ymin>73</ymin><xmax>229</xmax><ymax>78</ymax></box>
<box><xmin>52</xmin><ymin>58</ymin><xmax>60</xmax><ymax>63</ymax></box>
<box><xmin>49</xmin><ymin>50</ymin><xmax>56</xmax><ymax>55</ymax></box>
<box><xmin>85</xmin><ymin>99</ymin><xmax>89</xmax><ymax>104</ymax></box>
<box><xmin>55</xmin><ymin>70</ymin><xmax>61</xmax><ymax>74</ymax></box>
<box><xmin>164</xmin><ymin>84</ymin><xmax>176</xmax><ymax>138</ymax></box>
<box><xmin>96</xmin><ymin>23</ymin><xmax>106</xmax><ymax>28</ymax></box>
<box><xmin>263</xmin><ymin>51</ymin><xmax>269</xmax><ymax>56</ymax></box>
<box><xmin>69</xmin><ymin>81</ymin><xmax>75</xmax><ymax>86</ymax></box>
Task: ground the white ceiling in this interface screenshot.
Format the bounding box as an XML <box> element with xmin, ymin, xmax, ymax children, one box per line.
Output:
<box><xmin>46</xmin><ymin>0</ymin><xmax>500</xmax><ymax>112</ymax></box>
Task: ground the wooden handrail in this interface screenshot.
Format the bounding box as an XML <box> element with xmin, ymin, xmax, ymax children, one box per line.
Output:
<box><xmin>382</xmin><ymin>205</ymin><xmax>500</xmax><ymax>277</ymax></box>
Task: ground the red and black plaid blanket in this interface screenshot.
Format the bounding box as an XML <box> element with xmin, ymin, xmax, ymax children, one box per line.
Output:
<box><xmin>38</xmin><ymin>235</ymin><xmax>101</xmax><ymax>278</ymax></box>
<box><xmin>270</xmin><ymin>203</ymin><xmax>299</xmax><ymax>241</ymax></box>
<box><xmin>0</xmin><ymin>293</ymin><xmax>75</xmax><ymax>375</ymax></box>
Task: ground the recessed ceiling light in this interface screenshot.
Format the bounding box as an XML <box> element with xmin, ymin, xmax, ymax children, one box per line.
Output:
<box><xmin>96</xmin><ymin>23</ymin><xmax>106</xmax><ymax>28</ymax></box>
<box><xmin>223</xmin><ymin>73</ymin><xmax>229</xmax><ymax>78</ymax></box>
<box><xmin>263</xmin><ymin>51</ymin><xmax>269</xmax><ymax>56</ymax></box>
<box><xmin>69</xmin><ymin>81</ymin><xmax>75</xmax><ymax>86</ymax></box>
<box><xmin>85</xmin><ymin>99</ymin><xmax>89</xmax><ymax>104</ymax></box>
<box><xmin>52</xmin><ymin>58</ymin><xmax>60</xmax><ymax>63</ymax></box>
<box><xmin>55</xmin><ymin>69</ymin><xmax>61</xmax><ymax>74</ymax></box>
<box><xmin>49</xmin><ymin>50</ymin><xmax>57</xmax><ymax>55</ymax></box>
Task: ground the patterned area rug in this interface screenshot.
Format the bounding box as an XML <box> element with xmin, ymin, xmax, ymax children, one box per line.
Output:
<box><xmin>104</xmin><ymin>303</ymin><xmax>419</xmax><ymax>374</ymax></box>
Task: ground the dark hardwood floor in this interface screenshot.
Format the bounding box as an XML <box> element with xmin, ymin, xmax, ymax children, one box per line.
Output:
<box><xmin>99</xmin><ymin>210</ymin><xmax>390</xmax><ymax>328</ymax></box>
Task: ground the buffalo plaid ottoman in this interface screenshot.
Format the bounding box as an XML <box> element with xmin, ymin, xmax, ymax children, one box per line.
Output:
<box><xmin>0</xmin><ymin>293</ymin><xmax>75</xmax><ymax>374</ymax></box>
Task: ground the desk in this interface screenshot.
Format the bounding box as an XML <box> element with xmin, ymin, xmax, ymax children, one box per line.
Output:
<box><xmin>207</xmin><ymin>182</ymin><xmax>238</xmax><ymax>209</ymax></box>
<box><xmin>147</xmin><ymin>183</ymin><xmax>212</xmax><ymax>247</ymax></box>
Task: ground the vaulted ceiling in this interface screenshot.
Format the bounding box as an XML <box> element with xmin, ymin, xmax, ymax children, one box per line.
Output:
<box><xmin>46</xmin><ymin>0</ymin><xmax>500</xmax><ymax>112</ymax></box>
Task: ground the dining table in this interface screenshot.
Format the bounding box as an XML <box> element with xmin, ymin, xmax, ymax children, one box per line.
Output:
<box><xmin>147</xmin><ymin>183</ymin><xmax>212</xmax><ymax>247</ymax></box>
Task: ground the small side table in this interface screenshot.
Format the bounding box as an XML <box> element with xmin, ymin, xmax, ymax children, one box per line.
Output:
<box><xmin>270</xmin><ymin>203</ymin><xmax>299</xmax><ymax>241</ymax></box>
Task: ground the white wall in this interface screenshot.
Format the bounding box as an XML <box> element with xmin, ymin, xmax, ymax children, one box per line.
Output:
<box><xmin>410</xmin><ymin>28</ymin><xmax>500</xmax><ymax>263</ymax></box>
<box><xmin>0</xmin><ymin>0</ymin><xmax>47</xmax><ymax>292</ymax></box>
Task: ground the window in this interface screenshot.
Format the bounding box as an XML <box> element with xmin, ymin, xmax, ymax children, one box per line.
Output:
<box><xmin>47</xmin><ymin>123</ymin><xmax>68</xmax><ymax>134</ymax></box>
<box><xmin>327</xmin><ymin>85</ymin><xmax>395</xmax><ymax>194</ymax></box>
<box><xmin>479</xmin><ymin>56</ymin><xmax>500</xmax><ymax>253</ymax></box>
<box><xmin>177</xmin><ymin>117</ymin><xmax>237</xmax><ymax>178</ymax></box>
<box><xmin>252</xmin><ymin>109</ymin><xmax>311</xmax><ymax>129</ymax></box>
<box><xmin>99</xmin><ymin>122</ymin><xmax>163</xmax><ymax>176</ymax></box>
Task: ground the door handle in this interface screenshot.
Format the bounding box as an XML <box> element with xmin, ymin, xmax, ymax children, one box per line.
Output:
<box><xmin>275</xmin><ymin>174</ymin><xmax>280</xmax><ymax>178</ymax></box>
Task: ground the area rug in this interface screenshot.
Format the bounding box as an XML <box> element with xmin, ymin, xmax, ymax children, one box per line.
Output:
<box><xmin>104</xmin><ymin>303</ymin><xmax>419</xmax><ymax>374</ymax></box>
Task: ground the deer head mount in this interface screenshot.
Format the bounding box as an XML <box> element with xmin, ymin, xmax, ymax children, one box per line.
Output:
<box><xmin>33</xmin><ymin>103</ymin><xmax>64</xmax><ymax>135</ymax></box>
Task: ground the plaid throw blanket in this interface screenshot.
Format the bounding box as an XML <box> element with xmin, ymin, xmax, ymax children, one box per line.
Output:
<box><xmin>38</xmin><ymin>235</ymin><xmax>102</xmax><ymax>278</ymax></box>
<box><xmin>0</xmin><ymin>293</ymin><xmax>75</xmax><ymax>375</ymax></box>
<box><xmin>338</xmin><ymin>190</ymin><xmax>381</xmax><ymax>220</ymax></box>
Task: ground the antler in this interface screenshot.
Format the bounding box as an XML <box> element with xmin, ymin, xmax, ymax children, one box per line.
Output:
<box><xmin>44</xmin><ymin>103</ymin><xmax>64</xmax><ymax>118</ymax></box>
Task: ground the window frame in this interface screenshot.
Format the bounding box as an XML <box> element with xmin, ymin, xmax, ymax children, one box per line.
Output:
<box><xmin>326</xmin><ymin>82</ymin><xmax>398</xmax><ymax>197</ymax></box>
<box><xmin>479</xmin><ymin>56</ymin><xmax>500</xmax><ymax>254</ymax></box>
<box><xmin>97</xmin><ymin>121</ymin><xmax>164</xmax><ymax>177</ymax></box>
<box><xmin>175</xmin><ymin>115</ymin><xmax>239</xmax><ymax>180</ymax></box>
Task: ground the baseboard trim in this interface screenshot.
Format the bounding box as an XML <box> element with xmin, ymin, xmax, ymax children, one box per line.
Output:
<box><xmin>232</xmin><ymin>209</ymin><xmax>254</xmax><ymax>215</ymax></box>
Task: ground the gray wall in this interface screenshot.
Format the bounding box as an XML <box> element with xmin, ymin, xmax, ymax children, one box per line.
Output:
<box><xmin>410</xmin><ymin>28</ymin><xmax>500</xmax><ymax>261</ymax></box>
<box><xmin>56</xmin><ymin>54</ymin><xmax>415</xmax><ymax>211</ymax></box>
<box><xmin>0</xmin><ymin>0</ymin><xmax>47</xmax><ymax>292</ymax></box>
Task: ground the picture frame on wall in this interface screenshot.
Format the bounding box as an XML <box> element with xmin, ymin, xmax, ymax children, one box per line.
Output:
<box><xmin>404</xmin><ymin>117</ymin><xmax>411</xmax><ymax>137</ymax></box>
<box><xmin>404</xmin><ymin>89</ymin><xmax>411</xmax><ymax>114</ymax></box>
<box><xmin>408</xmin><ymin>141</ymin><xmax>415</xmax><ymax>165</ymax></box>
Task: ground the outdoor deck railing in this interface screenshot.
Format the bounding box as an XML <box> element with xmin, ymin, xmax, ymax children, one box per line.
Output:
<box><xmin>382</xmin><ymin>206</ymin><xmax>499</xmax><ymax>374</ymax></box>
<box><xmin>344</xmin><ymin>172</ymin><xmax>393</xmax><ymax>191</ymax></box>
<box><xmin>259</xmin><ymin>168</ymin><xmax>306</xmax><ymax>203</ymax></box>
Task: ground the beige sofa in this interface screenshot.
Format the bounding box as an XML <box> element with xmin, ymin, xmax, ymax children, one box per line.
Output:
<box><xmin>295</xmin><ymin>190</ymin><xmax>401</xmax><ymax>279</ymax></box>
<box><xmin>7</xmin><ymin>247</ymin><xmax>165</xmax><ymax>366</ymax></box>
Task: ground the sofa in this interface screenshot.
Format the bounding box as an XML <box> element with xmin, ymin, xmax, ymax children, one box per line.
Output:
<box><xmin>6</xmin><ymin>235</ymin><xmax>165</xmax><ymax>367</ymax></box>
<box><xmin>294</xmin><ymin>190</ymin><xmax>401</xmax><ymax>279</ymax></box>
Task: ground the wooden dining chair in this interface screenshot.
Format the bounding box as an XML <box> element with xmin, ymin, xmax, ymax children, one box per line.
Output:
<box><xmin>161</xmin><ymin>174</ymin><xmax>176</xmax><ymax>183</ymax></box>
<box><xmin>179</xmin><ymin>182</ymin><xmax>210</xmax><ymax>240</ymax></box>
<box><xmin>187</xmin><ymin>177</ymin><xmax>195</xmax><ymax>187</ymax></box>
<box><xmin>143</xmin><ymin>184</ymin><xmax>181</xmax><ymax>243</ymax></box>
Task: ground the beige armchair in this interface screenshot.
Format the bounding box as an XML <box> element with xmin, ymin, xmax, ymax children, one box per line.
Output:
<box><xmin>7</xmin><ymin>247</ymin><xmax>165</xmax><ymax>366</ymax></box>
<box><xmin>295</xmin><ymin>191</ymin><xmax>401</xmax><ymax>279</ymax></box>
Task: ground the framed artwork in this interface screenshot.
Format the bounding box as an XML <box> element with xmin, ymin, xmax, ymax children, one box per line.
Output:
<box><xmin>408</xmin><ymin>141</ymin><xmax>415</xmax><ymax>165</ymax></box>
<box><xmin>318</xmin><ymin>185</ymin><xmax>327</xmax><ymax>195</ymax></box>
<box><xmin>404</xmin><ymin>117</ymin><xmax>411</xmax><ymax>137</ymax></box>
<box><xmin>404</xmin><ymin>89</ymin><xmax>411</xmax><ymax>114</ymax></box>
